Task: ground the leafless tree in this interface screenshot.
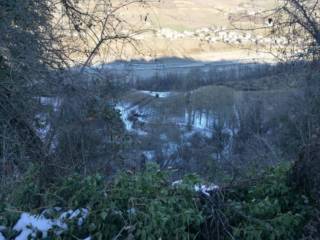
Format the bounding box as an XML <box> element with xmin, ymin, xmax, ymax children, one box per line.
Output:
<box><xmin>0</xmin><ymin>0</ymin><xmax>152</xmax><ymax>184</ymax></box>
<box><xmin>240</xmin><ymin>0</ymin><xmax>320</xmax><ymax>205</ymax></box>
<box><xmin>229</xmin><ymin>0</ymin><xmax>319</xmax><ymax>62</ymax></box>
<box><xmin>269</xmin><ymin>0</ymin><xmax>320</xmax><ymax>61</ymax></box>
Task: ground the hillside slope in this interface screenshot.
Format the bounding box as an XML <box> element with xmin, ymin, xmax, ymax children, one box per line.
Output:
<box><xmin>106</xmin><ymin>0</ymin><xmax>277</xmax><ymax>61</ymax></box>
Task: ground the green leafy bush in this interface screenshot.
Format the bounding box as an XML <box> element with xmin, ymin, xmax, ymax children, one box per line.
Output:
<box><xmin>81</xmin><ymin>165</ymin><xmax>204</xmax><ymax>240</ymax></box>
<box><xmin>1</xmin><ymin>163</ymin><xmax>316</xmax><ymax>240</ymax></box>
<box><xmin>225</xmin><ymin>164</ymin><xmax>312</xmax><ymax>240</ymax></box>
<box><xmin>4</xmin><ymin>164</ymin><xmax>204</xmax><ymax>239</ymax></box>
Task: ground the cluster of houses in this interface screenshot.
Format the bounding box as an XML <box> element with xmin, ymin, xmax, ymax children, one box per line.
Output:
<box><xmin>156</xmin><ymin>26</ymin><xmax>292</xmax><ymax>47</ymax></box>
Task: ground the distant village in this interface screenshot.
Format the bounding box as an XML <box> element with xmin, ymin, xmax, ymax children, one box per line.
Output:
<box><xmin>151</xmin><ymin>23</ymin><xmax>303</xmax><ymax>48</ymax></box>
<box><xmin>155</xmin><ymin>26</ymin><xmax>294</xmax><ymax>47</ymax></box>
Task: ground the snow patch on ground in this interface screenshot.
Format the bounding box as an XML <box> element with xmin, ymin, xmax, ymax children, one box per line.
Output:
<box><xmin>14</xmin><ymin>213</ymin><xmax>66</xmax><ymax>240</ymax></box>
<box><xmin>143</xmin><ymin>151</ymin><xmax>155</xmax><ymax>161</ymax></box>
<box><xmin>185</xmin><ymin>110</ymin><xmax>214</xmax><ymax>130</ymax></box>
<box><xmin>160</xmin><ymin>134</ymin><xmax>168</xmax><ymax>141</ymax></box>
<box><xmin>59</xmin><ymin>208</ymin><xmax>89</xmax><ymax>226</ymax></box>
<box><xmin>115</xmin><ymin>104</ymin><xmax>133</xmax><ymax>131</ymax></box>
<box><xmin>194</xmin><ymin>184</ymin><xmax>219</xmax><ymax>196</ymax></box>
<box><xmin>115</xmin><ymin>103</ymin><xmax>148</xmax><ymax>136</ymax></box>
<box><xmin>40</xmin><ymin>97</ymin><xmax>61</xmax><ymax>112</ymax></box>
<box><xmin>134</xmin><ymin>129</ymin><xmax>148</xmax><ymax>136</ymax></box>
<box><xmin>140</xmin><ymin>91</ymin><xmax>173</xmax><ymax>98</ymax></box>
<box><xmin>172</xmin><ymin>180</ymin><xmax>219</xmax><ymax>196</ymax></box>
<box><xmin>162</xmin><ymin>142</ymin><xmax>179</xmax><ymax>158</ymax></box>
<box><xmin>0</xmin><ymin>233</ymin><xmax>5</xmax><ymax>240</ymax></box>
<box><xmin>10</xmin><ymin>209</ymin><xmax>88</xmax><ymax>240</ymax></box>
<box><xmin>172</xmin><ymin>180</ymin><xmax>183</xmax><ymax>186</ymax></box>
<box><xmin>35</xmin><ymin>113</ymin><xmax>51</xmax><ymax>140</ymax></box>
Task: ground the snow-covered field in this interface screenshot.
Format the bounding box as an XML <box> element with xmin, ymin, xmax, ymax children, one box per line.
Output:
<box><xmin>116</xmin><ymin>92</ymin><xmax>226</xmax><ymax>138</ymax></box>
<box><xmin>140</xmin><ymin>91</ymin><xmax>174</xmax><ymax>98</ymax></box>
<box><xmin>115</xmin><ymin>88</ymin><xmax>238</xmax><ymax>164</ymax></box>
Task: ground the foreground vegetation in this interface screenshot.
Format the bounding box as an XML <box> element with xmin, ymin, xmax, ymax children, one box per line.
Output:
<box><xmin>0</xmin><ymin>163</ymin><xmax>317</xmax><ymax>240</ymax></box>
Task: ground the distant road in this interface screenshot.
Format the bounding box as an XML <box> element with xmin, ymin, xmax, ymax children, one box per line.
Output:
<box><xmin>127</xmin><ymin>58</ymin><xmax>273</xmax><ymax>70</ymax></box>
<box><xmin>101</xmin><ymin>57</ymin><xmax>275</xmax><ymax>80</ymax></box>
